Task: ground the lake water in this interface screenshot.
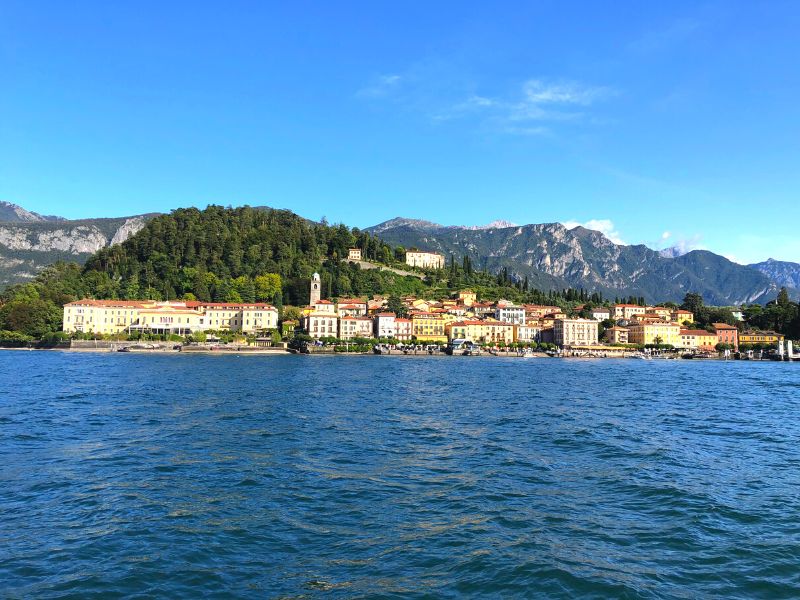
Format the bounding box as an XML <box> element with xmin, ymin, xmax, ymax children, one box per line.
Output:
<box><xmin>1</xmin><ymin>352</ymin><xmax>800</xmax><ymax>598</ymax></box>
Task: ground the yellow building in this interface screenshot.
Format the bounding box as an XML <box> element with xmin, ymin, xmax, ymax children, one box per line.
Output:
<box><xmin>411</xmin><ymin>312</ymin><xmax>448</xmax><ymax>343</ymax></box>
<box><xmin>63</xmin><ymin>300</ymin><xmax>150</xmax><ymax>335</ymax></box>
<box><xmin>448</xmin><ymin>320</ymin><xmax>487</xmax><ymax>343</ymax></box>
<box><xmin>678</xmin><ymin>329</ymin><xmax>718</xmax><ymax>350</ymax></box>
<box><xmin>458</xmin><ymin>290</ymin><xmax>477</xmax><ymax>307</ymax></box>
<box><xmin>63</xmin><ymin>299</ymin><xmax>278</xmax><ymax>336</ymax></box>
<box><xmin>137</xmin><ymin>304</ymin><xmax>205</xmax><ymax>335</ymax></box>
<box><xmin>447</xmin><ymin>320</ymin><xmax>515</xmax><ymax>344</ymax></box>
<box><xmin>671</xmin><ymin>309</ymin><xmax>695</xmax><ymax>324</ymax></box>
<box><xmin>739</xmin><ymin>331</ymin><xmax>785</xmax><ymax>345</ymax></box>
<box><xmin>483</xmin><ymin>320</ymin><xmax>515</xmax><ymax>344</ymax></box>
<box><xmin>627</xmin><ymin>321</ymin><xmax>681</xmax><ymax>346</ymax></box>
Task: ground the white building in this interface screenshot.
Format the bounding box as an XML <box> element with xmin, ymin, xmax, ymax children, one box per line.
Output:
<box><xmin>374</xmin><ymin>312</ymin><xmax>397</xmax><ymax>339</ymax></box>
<box><xmin>516</xmin><ymin>324</ymin><xmax>541</xmax><ymax>343</ymax></box>
<box><xmin>339</xmin><ymin>316</ymin><xmax>374</xmax><ymax>339</ymax></box>
<box><xmin>304</xmin><ymin>312</ymin><xmax>339</xmax><ymax>339</ymax></box>
<box><xmin>495</xmin><ymin>304</ymin><xmax>525</xmax><ymax>326</ymax></box>
<box><xmin>553</xmin><ymin>318</ymin><xmax>599</xmax><ymax>347</ymax></box>
<box><xmin>405</xmin><ymin>251</ymin><xmax>445</xmax><ymax>270</ymax></box>
<box><xmin>591</xmin><ymin>308</ymin><xmax>611</xmax><ymax>321</ymax></box>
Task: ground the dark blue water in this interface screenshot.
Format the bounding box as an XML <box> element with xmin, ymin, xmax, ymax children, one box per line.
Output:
<box><xmin>2</xmin><ymin>353</ymin><xmax>800</xmax><ymax>598</ymax></box>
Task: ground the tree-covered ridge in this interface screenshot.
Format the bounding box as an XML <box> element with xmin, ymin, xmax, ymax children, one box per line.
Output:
<box><xmin>82</xmin><ymin>205</ymin><xmax>409</xmax><ymax>305</ymax></box>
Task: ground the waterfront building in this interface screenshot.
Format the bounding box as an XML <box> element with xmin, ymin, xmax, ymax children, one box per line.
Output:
<box><xmin>347</xmin><ymin>248</ymin><xmax>362</xmax><ymax>261</ymax></box>
<box><xmin>281</xmin><ymin>320</ymin><xmax>298</xmax><ymax>336</ymax></box>
<box><xmin>202</xmin><ymin>304</ymin><xmax>244</xmax><ymax>330</ymax></box>
<box><xmin>515</xmin><ymin>324</ymin><xmax>541</xmax><ymax>344</ymax></box>
<box><xmin>591</xmin><ymin>308</ymin><xmax>611</xmax><ymax>321</ymax></box>
<box><xmin>405</xmin><ymin>251</ymin><xmax>445</xmax><ymax>270</ymax></box>
<box><xmin>739</xmin><ymin>331</ymin><xmax>785</xmax><ymax>345</ymax></box>
<box><xmin>554</xmin><ymin>318</ymin><xmax>599</xmax><ymax>347</ymax></box>
<box><xmin>612</xmin><ymin>304</ymin><xmax>647</xmax><ymax>320</ymax></box>
<box><xmin>374</xmin><ymin>312</ymin><xmax>397</xmax><ymax>339</ymax></box>
<box><xmin>448</xmin><ymin>320</ymin><xmax>487</xmax><ymax>343</ymax></box>
<box><xmin>303</xmin><ymin>312</ymin><xmax>338</xmax><ymax>339</ymax></box>
<box><xmin>483</xmin><ymin>320</ymin><xmax>515</xmax><ymax>344</ymax></box>
<box><xmin>411</xmin><ymin>312</ymin><xmax>448</xmax><ymax>343</ymax></box>
<box><xmin>678</xmin><ymin>329</ymin><xmax>718</xmax><ymax>351</ymax></box>
<box><xmin>495</xmin><ymin>304</ymin><xmax>525</xmax><ymax>326</ymax></box>
<box><xmin>605</xmin><ymin>326</ymin><xmax>629</xmax><ymax>345</ymax></box>
<box><xmin>63</xmin><ymin>299</ymin><xmax>149</xmax><ymax>335</ymax></box>
<box><xmin>627</xmin><ymin>321</ymin><xmax>681</xmax><ymax>346</ymax></box>
<box><xmin>339</xmin><ymin>316</ymin><xmax>371</xmax><ymax>340</ymax></box>
<box><xmin>712</xmin><ymin>323</ymin><xmax>739</xmax><ymax>350</ymax></box>
<box><xmin>62</xmin><ymin>299</ymin><xmax>279</xmax><ymax>336</ymax></box>
<box><xmin>309</xmin><ymin>272</ymin><xmax>321</xmax><ymax>305</ymax></box>
<box><xmin>241</xmin><ymin>306</ymin><xmax>279</xmax><ymax>334</ymax></box>
<box><xmin>395</xmin><ymin>318</ymin><xmax>412</xmax><ymax>341</ymax></box>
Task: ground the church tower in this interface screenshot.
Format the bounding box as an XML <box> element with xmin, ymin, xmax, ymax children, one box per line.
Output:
<box><xmin>309</xmin><ymin>272</ymin><xmax>321</xmax><ymax>305</ymax></box>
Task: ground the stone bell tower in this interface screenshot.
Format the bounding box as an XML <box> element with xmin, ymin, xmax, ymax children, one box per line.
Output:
<box><xmin>309</xmin><ymin>272</ymin><xmax>321</xmax><ymax>305</ymax></box>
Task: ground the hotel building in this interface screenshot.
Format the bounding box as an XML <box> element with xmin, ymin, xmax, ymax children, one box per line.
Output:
<box><xmin>405</xmin><ymin>251</ymin><xmax>445</xmax><ymax>270</ymax></box>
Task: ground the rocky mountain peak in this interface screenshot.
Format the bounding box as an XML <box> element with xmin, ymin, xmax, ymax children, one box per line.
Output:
<box><xmin>0</xmin><ymin>201</ymin><xmax>65</xmax><ymax>223</ymax></box>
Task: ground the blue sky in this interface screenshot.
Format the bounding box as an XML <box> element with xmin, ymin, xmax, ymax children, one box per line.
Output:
<box><xmin>2</xmin><ymin>1</ymin><xmax>799</xmax><ymax>264</ymax></box>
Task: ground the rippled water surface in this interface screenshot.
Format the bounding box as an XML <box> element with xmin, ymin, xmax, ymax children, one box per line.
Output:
<box><xmin>2</xmin><ymin>352</ymin><xmax>800</xmax><ymax>598</ymax></box>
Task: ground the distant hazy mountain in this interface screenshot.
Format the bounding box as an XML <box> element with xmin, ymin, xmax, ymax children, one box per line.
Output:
<box><xmin>367</xmin><ymin>218</ymin><xmax>786</xmax><ymax>304</ymax></box>
<box><xmin>749</xmin><ymin>258</ymin><xmax>800</xmax><ymax>290</ymax></box>
<box><xmin>0</xmin><ymin>207</ymin><xmax>156</xmax><ymax>286</ymax></box>
<box><xmin>0</xmin><ymin>201</ymin><xmax>65</xmax><ymax>223</ymax></box>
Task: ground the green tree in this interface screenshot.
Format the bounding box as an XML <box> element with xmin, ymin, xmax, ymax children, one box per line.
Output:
<box><xmin>0</xmin><ymin>299</ymin><xmax>62</xmax><ymax>338</ymax></box>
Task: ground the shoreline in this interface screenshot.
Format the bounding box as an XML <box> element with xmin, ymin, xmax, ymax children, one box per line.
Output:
<box><xmin>1</xmin><ymin>345</ymin><xmax>794</xmax><ymax>362</ymax></box>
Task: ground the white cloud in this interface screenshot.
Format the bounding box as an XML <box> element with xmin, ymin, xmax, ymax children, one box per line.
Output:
<box><xmin>520</xmin><ymin>79</ymin><xmax>613</xmax><ymax>106</ymax></box>
<box><xmin>357</xmin><ymin>70</ymin><xmax>616</xmax><ymax>135</ymax></box>
<box><xmin>661</xmin><ymin>231</ymin><xmax>671</xmax><ymax>240</ymax></box>
<box><xmin>562</xmin><ymin>218</ymin><xmax>626</xmax><ymax>245</ymax></box>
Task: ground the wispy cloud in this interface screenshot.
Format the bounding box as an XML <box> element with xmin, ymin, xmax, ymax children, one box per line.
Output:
<box><xmin>357</xmin><ymin>70</ymin><xmax>616</xmax><ymax>136</ymax></box>
<box><xmin>657</xmin><ymin>234</ymin><xmax>706</xmax><ymax>256</ymax></box>
<box><xmin>562</xmin><ymin>218</ymin><xmax>626</xmax><ymax>245</ymax></box>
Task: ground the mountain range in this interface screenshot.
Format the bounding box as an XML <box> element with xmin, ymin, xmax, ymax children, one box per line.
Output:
<box><xmin>1</xmin><ymin>202</ymin><xmax>798</xmax><ymax>304</ymax></box>
<box><xmin>0</xmin><ymin>203</ymin><xmax>154</xmax><ymax>286</ymax></box>
<box><xmin>365</xmin><ymin>217</ymin><xmax>800</xmax><ymax>305</ymax></box>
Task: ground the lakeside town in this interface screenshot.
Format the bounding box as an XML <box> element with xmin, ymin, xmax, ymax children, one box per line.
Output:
<box><xmin>58</xmin><ymin>249</ymin><xmax>796</xmax><ymax>360</ymax></box>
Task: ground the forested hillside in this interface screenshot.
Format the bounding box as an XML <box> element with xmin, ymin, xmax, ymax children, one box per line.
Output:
<box><xmin>82</xmin><ymin>205</ymin><xmax>424</xmax><ymax>305</ymax></box>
